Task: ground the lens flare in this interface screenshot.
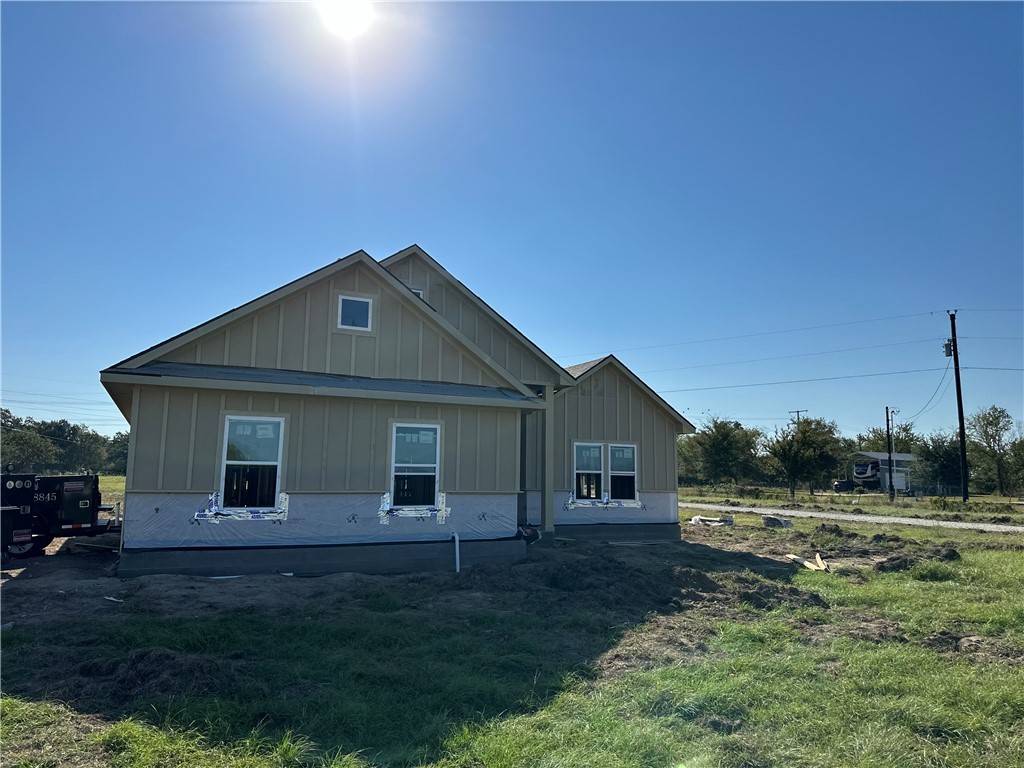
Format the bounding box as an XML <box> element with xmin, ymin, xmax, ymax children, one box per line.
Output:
<box><xmin>317</xmin><ymin>0</ymin><xmax>375</xmax><ymax>40</ymax></box>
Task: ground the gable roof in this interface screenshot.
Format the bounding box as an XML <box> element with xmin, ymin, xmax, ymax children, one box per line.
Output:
<box><xmin>381</xmin><ymin>245</ymin><xmax>576</xmax><ymax>387</ymax></box>
<box><xmin>564</xmin><ymin>357</ymin><xmax>605</xmax><ymax>379</ymax></box>
<box><xmin>103</xmin><ymin>250</ymin><xmax>535</xmax><ymax>398</ymax></box>
<box><xmin>566</xmin><ymin>354</ymin><xmax>696</xmax><ymax>434</ymax></box>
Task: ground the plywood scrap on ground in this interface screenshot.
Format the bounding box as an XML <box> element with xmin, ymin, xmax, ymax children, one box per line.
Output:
<box><xmin>785</xmin><ymin>553</ymin><xmax>830</xmax><ymax>572</ymax></box>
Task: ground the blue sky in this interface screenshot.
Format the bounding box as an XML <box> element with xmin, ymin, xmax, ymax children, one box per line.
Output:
<box><xmin>2</xmin><ymin>1</ymin><xmax>1022</xmax><ymax>439</ymax></box>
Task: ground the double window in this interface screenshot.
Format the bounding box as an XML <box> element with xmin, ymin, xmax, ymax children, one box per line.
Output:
<box><xmin>222</xmin><ymin>416</ymin><xmax>284</xmax><ymax>510</ymax></box>
<box><xmin>573</xmin><ymin>442</ymin><xmax>637</xmax><ymax>501</ymax></box>
<box><xmin>391</xmin><ymin>424</ymin><xmax>440</xmax><ymax>508</ymax></box>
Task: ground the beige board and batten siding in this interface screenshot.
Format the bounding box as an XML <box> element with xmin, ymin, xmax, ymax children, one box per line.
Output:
<box><xmin>127</xmin><ymin>385</ymin><xmax>520</xmax><ymax>495</ymax></box>
<box><xmin>384</xmin><ymin>253</ymin><xmax>563</xmax><ymax>387</ymax></box>
<box><xmin>155</xmin><ymin>262</ymin><xmax>504</xmax><ymax>389</ymax></box>
<box><xmin>554</xmin><ymin>364</ymin><xmax>678</xmax><ymax>493</ymax></box>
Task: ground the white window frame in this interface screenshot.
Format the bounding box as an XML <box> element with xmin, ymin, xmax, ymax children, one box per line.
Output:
<box><xmin>337</xmin><ymin>294</ymin><xmax>373</xmax><ymax>331</ymax></box>
<box><xmin>608</xmin><ymin>443</ymin><xmax>638</xmax><ymax>501</ymax></box>
<box><xmin>573</xmin><ymin>442</ymin><xmax>604</xmax><ymax>500</ymax></box>
<box><xmin>220</xmin><ymin>415</ymin><xmax>285</xmax><ymax>511</ymax></box>
<box><xmin>410</xmin><ymin>288</ymin><xmax>424</xmax><ymax>299</ymax></box>
<box><xmin>390</xmin><ymin>422</ymin><xmax>441</xmax><ymax>509</ymax></box>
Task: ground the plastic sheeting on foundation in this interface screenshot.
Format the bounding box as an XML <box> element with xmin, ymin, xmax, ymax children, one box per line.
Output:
<box><xmin>555</xmin><ymin>491</ymin><xmax>678</xmax><ymax>524</ymax></box>
<box><xmin>123</xmin><ymin>492</ymin><xmax>517</xmax><ymax>549</ymax></box>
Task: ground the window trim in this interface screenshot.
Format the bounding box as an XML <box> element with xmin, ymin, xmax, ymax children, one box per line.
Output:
<box><xmin>390</xmin><ymin>422</ymin><xmax>441</xmax><ymax>509</ymax></box>
<box><xmin>608</xmin><ymin>443</ymin><xmax>638</xmax><ymax>501</ymax></box>
<box><xmin>337</xmin><ymin>294</ymin><xmax>373</xmax><ymax>332</ymax></box>
<box><xmin>573</xmin><ymin>441</ymin><xmax>604</xmax><ymax>500</ymax></box>
<box><xmin>410</xmin><ymin>288</ymin><xmax>424</xmax><ymax>299</ymax></box>
<box><xmin>220</xmin><ymin>415</ymin><xmax>285</xmax><ymax>511</ymax></box>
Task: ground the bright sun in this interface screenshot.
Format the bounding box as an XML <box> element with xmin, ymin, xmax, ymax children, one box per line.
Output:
<box><xmin>317</xmin><ymin>0</ymin><xmax>375</xmax><ymax>40</ymax></box>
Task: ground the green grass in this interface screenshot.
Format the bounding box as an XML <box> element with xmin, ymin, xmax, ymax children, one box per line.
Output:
<box><xmin>1</xmin><ymin>595</ymin><xmax>619</xmax><ymax>766</ymax></box>
<box><xmin>797</xmin><ymin>548</ymin><xmax>1024</xmax><ymax>645</ymax></box>
<box><xmin>98</xmin><ymin>474</ymin><xmax>126</xmax><ymax>509</ymax></box>
<box><xmin>678</xmin><ymin>486</ymin><xmax>1024</xmax><ymax>525</ymax></box>
<box><xmin>433</xmin><ymin>622</ymin><xmax>1024</xmax><ymax>768</ymax></box>
<box><xmin>4</xmin><ymin>528</ymin><xmax>1024</xmax><ymax>767</ymax></box>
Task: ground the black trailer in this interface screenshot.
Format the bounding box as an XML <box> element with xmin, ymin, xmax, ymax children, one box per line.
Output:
<box><xmin>0</xmin><ymin>473</ymin><xmax>118</xmax><ymax>559</ymax></box>
<box><xmin>1</xmin><ymin>505</ymin><xmax>34</xmax><ymax>563</ymax></box>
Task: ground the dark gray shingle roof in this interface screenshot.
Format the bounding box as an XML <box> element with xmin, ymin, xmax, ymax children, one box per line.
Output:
<box><xmin>110</xmin><ymin>362</ymin><xmax>537</xmax><ymax>403</ymax></box>
<box><xmin>564</xmin><ymin>357</ymin><xmax>608</xmax><ymax>379</ymax></box>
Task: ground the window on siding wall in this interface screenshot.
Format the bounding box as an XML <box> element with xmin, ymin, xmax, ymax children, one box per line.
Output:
<box><xmin>222</xmin><ymin>416</ymin><xmax>284</xmax><ymax>509</ymax></box>
<box><xmin>609</xmin><ymin>444</ymin><xmax>637</xmax><ymax>500</ymax></box>
<box><xmin>337</xmin><ymin>295</ymin><xmax>372</xmax><ymax>330</ymax></box>
<box><xmin>574</xmin><ymin>443</ymin><xmax>603</xmax><ymax>499</ymax></box>
<box><xmin>392</xmin><ymin>424</ymin><xmax>440</xmax><ymax>507</ymax></box>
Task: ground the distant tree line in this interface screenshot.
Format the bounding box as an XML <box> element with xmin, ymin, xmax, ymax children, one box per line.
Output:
<box><xmin>1</xmin><ymin>408</ymin><xmax>128</xmax><ymax>475</ymax></box>
<box><xmin>678</xmin><ymin>405</ymin><xmax>1024</xmax><ymax>498</ymax></box>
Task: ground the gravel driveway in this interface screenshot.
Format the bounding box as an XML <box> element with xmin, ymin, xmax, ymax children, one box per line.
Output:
<box><xmin>679</xmin><ymin>502</ymin><xmax>1024</xmax><ymax>534</ymax></box>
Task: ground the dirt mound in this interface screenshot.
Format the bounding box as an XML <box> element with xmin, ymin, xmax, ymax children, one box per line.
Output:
<box><xmin>738</xmin><ymin>582</ymin><xmax>828</xmax><ymax>610</ymax></box>
<box><xmin>874</xmin><ymin>546</ymin><xmax>960</xmax><ymax>573</ymax></box>
<box><xmin>918</xmin><ymin>631</ymin><xmax>1023</xmax><ymax>664</ymax></box>
<box><xmin>874</xmin><ymin>553</ymin><xmax>920</xmax><ymax>572</ymax></box>
<box><xmin>869</xmin><ymin>533</ymin><xmax>905</xmax><ymax>544</ymax></box>
<box><xmin>802</xmin><ymin>615</ymin><xmax>907</xmax><ymax>646</ymax></box>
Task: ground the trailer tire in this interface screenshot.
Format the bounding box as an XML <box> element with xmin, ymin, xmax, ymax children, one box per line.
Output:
<box><xmin>7</xmin><ymin>515</ymin><xmax>53</xmax><ymax>559</ymax></box>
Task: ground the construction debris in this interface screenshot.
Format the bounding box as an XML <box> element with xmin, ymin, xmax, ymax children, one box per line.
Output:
<box><xmin>689</xmin><ymin>515</ymin><xmax>735</xmax><ymax>527</ymax></box>
<box><xmin>761</xmin><ymin>515</ymin><xmax>793</xmax><ymax>528</ymax></box>
<box><xmin>785</xmin><ymin>553</ymin><xmax>830</xmax><ymax>572</ymax></box>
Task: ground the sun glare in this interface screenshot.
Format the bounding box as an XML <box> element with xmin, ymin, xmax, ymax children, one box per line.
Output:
<box><xmin>317</xmin><ymin>0</ymin><xmax>375</xmax><ymax>40</ymax></box>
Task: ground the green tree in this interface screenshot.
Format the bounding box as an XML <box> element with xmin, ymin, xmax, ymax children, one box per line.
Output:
<box><xmin>682</xmin><ymin>418</ymin><xmax>763</xmax><ymax>486</ymax></box>
<box><xmin>765</xmin><ymin>417</ymin><xmax>844</xmax><ymax>497</ymax></box>
<box><xmin>1</xmin><ymin>409</ymin><xmax>59</xmax><ymax>471</ymax></box>
<box><xmin>35</xmin><ymin>419</ymin><xmax>107</xmax><ymax>473</ymax></box>
<box><xmin>967</xmin><ymin>406</ymin><xmax>1015</xmax><ymax>495</ymax></box>
<box><xmin>104</xmin><ymin>431</ymin><xmax>130</xmax><ymax>475</ymax></box>
<box><xmin>914</xmin><ymin>430</ymin><xmax>963</xmax><ymax>495</ymax></box>
<box><xmin>855</xmin><ymin>422</ymin><xmax>921</xmax><ymax>455</ymax></box>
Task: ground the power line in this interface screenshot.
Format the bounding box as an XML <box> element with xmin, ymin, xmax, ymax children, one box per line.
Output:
<box><xmin>904</xmin><ymin>360</ymin><xmax>951</xmax><ymax>421</ymax></box>
<box><xmin>1</xmin><ymin>425</ymin><xmax>118</xmax><ymax>445</ymax></box>
<box><xmin>558</xmin><ymin>310</ymin><xmax>941</xmax><ymax>360</ymax></box>
<box><xmin>1</xmin><ymin>374</ymin><xmax>102</xmax><ymax>387</ymax></box>
<box><xmin>637</xmin><ymin>337</ymin><xmax>941</xmax><ymax>375</ymax></box>
<box><xmin>963</xmin><ymin>367</ymin><xmax>1024</xmax><ymax>372</ymax></box>
<box><xmin>658</xmin><ymin>367</ymin><xmax>948</xmax><ymax>393</ymax></box>
<box><xmin>915</xmin><ymin>376</ymin><xmax>955</xmax><ymax>420</ymax></box>
<box><xmin>2</xmin><ymin>389</ymin><xmax>116</xmax><ymax>404</ymax></box>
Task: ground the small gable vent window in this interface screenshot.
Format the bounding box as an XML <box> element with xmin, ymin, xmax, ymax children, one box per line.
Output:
<box><xmin>338</xmin><ymin>295</ymin><xmax>372</xmax><ymax>331</ymax></box>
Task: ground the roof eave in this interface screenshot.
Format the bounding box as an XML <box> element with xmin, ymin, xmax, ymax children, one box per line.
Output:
<box><xmin>99</xmin><ymin>369</ymin><xmax>544</xmax><ymax>411</ymax></box>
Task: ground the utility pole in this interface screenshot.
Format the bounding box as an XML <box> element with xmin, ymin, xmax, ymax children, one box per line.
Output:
<box><xmin>885</xmin><ymin>406</ymin><xmax>897</xmax><ymax>502</ymax></box>
<box><xmin>789</xmin><ymin>409</ymin><xmax>807</xmax><ymax>423</ymax></box>
<box><xmin>946</xmin><ymin>311</ymin><xmax>969</xmax><ymax>502</ymax></box>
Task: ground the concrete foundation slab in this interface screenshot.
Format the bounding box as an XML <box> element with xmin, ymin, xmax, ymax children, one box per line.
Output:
<box><xmin>118</xmin><ymin>537</ymin><xmax>526</xmax><ymax>577</ymax></box>
<box><xmin>553</xmin><ymin>522</ymin><xmax>682</xmax><ymax>542</ymax></box>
